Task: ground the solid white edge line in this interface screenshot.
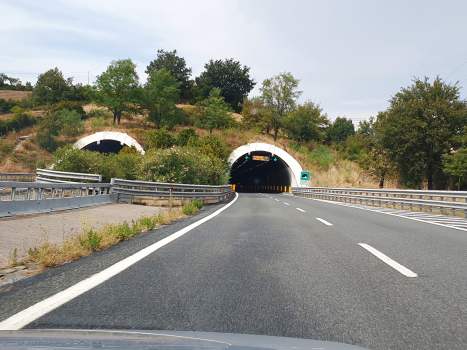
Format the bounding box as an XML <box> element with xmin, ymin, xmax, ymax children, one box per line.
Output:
<box><xmin>296</xmin><ymin>208</ymin><xmax>305</xmax><ymax>212</ymax></box>
<box><xmin>0</xmin><ymin>193</ymin><xmax>240</xmax><ymax>331</ymax></box>
<box><xmin>358</xmin><ymin>243</ymin><xmax>418</xmax><ymax>278</ymax></box>
<box><xmin>315</xmin><ymin>218</ymin><xmax>333</xmax><ymax>226</ymax></box>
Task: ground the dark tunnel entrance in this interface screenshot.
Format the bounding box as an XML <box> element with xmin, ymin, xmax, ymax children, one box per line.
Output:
<box><xmin>82</xmin><ymin>140</ymin><xmax>125</xmax><ymax>154</ymax></box>
<box><xmin>230</xmin><ymin>151</ymin><xmax>291</xmax><ymax>193</ymax></box>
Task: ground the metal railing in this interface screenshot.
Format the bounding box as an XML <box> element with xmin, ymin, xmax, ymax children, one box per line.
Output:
<box><xmin>111</xmin><ymin>178</ymin><xmax>232</xmax><ymax>203</ymax></box>
<box><xmin>0</xmin><ymin>173</ymin><xmax>35</xmax><ymax>182</ymax></box>
<box><xmin>35</xmin><ymin>168</ymin><xmax>103</xmax><ymax>183</ymax></box>
<box><xmin>292</xmin><ymin>187</ymin><xmax>467</xmax><ymax>217</ymax></box>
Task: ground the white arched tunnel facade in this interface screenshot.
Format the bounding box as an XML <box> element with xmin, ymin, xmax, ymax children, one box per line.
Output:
<box><xmin>73</xmin><ymin>132</ymin><xmax>145</xmax><ymax>154</ymax></box>
<box><xmin>228</xmin><ymin>142</ymin><xmax>303</xmax><ymax>189</ymax></box>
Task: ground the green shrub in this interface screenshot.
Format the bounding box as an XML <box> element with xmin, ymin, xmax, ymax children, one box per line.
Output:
<box><xmin>50</xmin><ymin>101</ymin><xmax>85</xmax><ymax>116</ymax></box>
<box><xmin>86</xmin><ymin>108</ymin><xmax>112</xmax><ymax>120</ymax></box>
<box><xmin>119</xmin><ymin>145</ymin><xmax>139</xmax><ymax>154</ymax></box>
<box><xmin>90</xmin><ymin>116</ymin><xmax>110</xmax><ymax>130</ymax></box>
<box><xmin>115</xmin><ymin>222</ymin><xmax>132</xmax><ymax>241</ymax></box>
<box><xmin>141</xmin><ymin>217</ymin><xmax>158</xmax><ymax>230</ymax></box>
<box><xmin>79</xmin><ymin>229</ymin><xmax>102</xmax><ymax>251</ymax></box>
<box><xmin>183</xmin><ymin>204</ymin><xmax>197</xmax><ymax>215</ymax></box>
<box><xmin>137</xmin><ymin>146</ymin><xmax>229</xmax><ymax>185</ymax></box>
<box><xmin>0</xmin><ymin>98</ymin><xmax>20</xmax><ymax>113</ymax></box>
<box><xmin>176</xmin><ymin>128</ymin><xmax>197</xmax><ymax>146</ymax></box>
<box><xmin>59</xmin><ymin>110</ymin><xmax>84</xmax><ymax>136</ymax></box>
<box><xmin>309</xmin><ymin>145</ymin><xmax>334</xmax><ymax>170</ymax></box>
<box><xmin>0</xmin><ymin>140</ymin><xmax>15</xmax><ymax>155</ymax></box>
<box><xmin>146</xmin><ymin>128</ymin><xmax>176</xmax><ymax>150</ymax></box>
<box><xmin>0</xmin><ymin>110</ymin><xmax>37</xmax><ymax>136</ymax></box>
<box><xmin>198</xmin><ymin>134</ymin><xmax>229</xmax><ymax>160</ymax></box>
<box><xmin>192</xmin><ymin>200</ymin><xmax>203</xmax><ymax>210</ymax></box>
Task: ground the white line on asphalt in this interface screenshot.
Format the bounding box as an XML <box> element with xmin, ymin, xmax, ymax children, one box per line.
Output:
<box><xmin>0</xmin><ymin>193</ymin><xmax>240</xmax><ymax>330</ymax></box>
<box><xmin>274</xmin><ymin>199</ymin><xmax>279</xmax><ymax>201</ymax></box>
<box><xmin>296</xmin><ymin>208</ymin><xmax>305</xmax><ymax>212</ymax></box>
<box><xmin>358</xmin><ymin>243</ymin><xmax>418</xmax><ymax>278</ymax></box>
<box><xmin>284</xmin><ymin>203</ymin><xmax>290</xmax><ymax>205</ymax></box>
<box><xmin>316</xmin><ymin>218</ymin><xmax>333</xmax><ymax>226</ymax></box>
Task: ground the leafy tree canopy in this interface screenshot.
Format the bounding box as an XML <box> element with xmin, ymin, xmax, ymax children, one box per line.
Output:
<box><xmin>92</xmin><ymin>59</ymin><xmax>139</xmax><ymax>125</ymax></box>
<box><xmin>283</xmin><ymin>100</ymin><xmax>330</xmax><ymax>143</ymax></box>
<box><xmin>260</xmin><ymin>72</ymin><xmax>302</xmax><ymax>141</ymax></box>
<box><xmin>375</xmin><ymin>76</ymin><xmax>467</xmax><ymax>189</ymax></box>
<box><xmin>327</xmin><ymin>117</ymin><xmax>355</xmax><ymax>143</ymax></box>
<box><xmin>32</xmin><ymin>68</ymin><xmax>73</xmax><ymax>105</ymax></box>
<box><xmin>196</xmin><ymin>58</ymin><xmax>256</xmax><ymax>112</ymax></box>
<box><xmin>143</xmin><ymin>68</ymin><xmax>181</xmax><ymax>129</ymax></box>
<box><xmin>195</xmin><ymin>88</ymin><xmax>233</xmax><ymax>133</ymax></box>
<box><xmin>146</xmin><ymin>50</ymin><xmax>192</xmax><ymax>102</ymax></box>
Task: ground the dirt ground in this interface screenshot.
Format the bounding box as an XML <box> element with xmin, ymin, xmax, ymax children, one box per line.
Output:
<box><xmin>0</xmin><ymin>91</ymin><xmax>31</xmax><ymax>100</ymax></box>
<box><xmin>0</xmin><ymin>203</ymin><xmax>166</xmax><ymax>268</ymax></box>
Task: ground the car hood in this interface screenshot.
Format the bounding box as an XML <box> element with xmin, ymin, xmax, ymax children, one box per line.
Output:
<box><xmin>0</xmin><ymin>329</ymin><xmax>369</xmax><ymax>350</ymax></box>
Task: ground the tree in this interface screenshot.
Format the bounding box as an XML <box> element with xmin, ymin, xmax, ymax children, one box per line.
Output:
<box><xmin>93</xmin><ymin>59</ymin><xmax>139</xmax><ymax>125</ymax></box>
<box><xmin>442</xmin><ymin>148</ymin><xmax>467</xmax><ymax>190</ymax></box>
<box><xmin>32</xmin><ymin>68</ymin><xmax>73</xmax><ymax>105</ymax></box>
<box><xmin>195</xmin><ymin>88</ymin><xmax>233</xmax><ymax>133</ymax></box>
<box><xmin>327</xmin><ymin>117</ymin><xmax>355</xmax><ymax>143</ymax></box>
<box><xmin>240</xmin><ymin>96</ymin><xmax>270</xmax><ymax>132</ymax></box>
<box><xmin>375</xmin><ymin>77</ymin><xmax>467</xmax><ymax>189</ymax></box>
<box><xmin>142</xmin><ymin>68</ymin><xmax>181</xmax><ymax>129</ymax></box>
<box><xmin>196</xmin><ymin>58</ymin><xmax>256</xmax><ymax>112</ymax></box>
<box><xmin>260</xmin><ymin>72</ymin><xmax>302</xmax><ymax>141</ymax></box>
<box><xmin>283</xmin><ymin>100</ymin><xmax>330</xmax><ymax>143</ymax></box>
<box><xmin>146</xmin><ymin>49</ymin><xmax>192</xmax><ymax>102</ymax></box>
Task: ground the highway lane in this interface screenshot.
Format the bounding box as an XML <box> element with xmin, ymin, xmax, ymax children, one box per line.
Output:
<box><xmin>1</xmin><ymin>192</ymin><xmax>467</xmax><ymax>350</ymax></box>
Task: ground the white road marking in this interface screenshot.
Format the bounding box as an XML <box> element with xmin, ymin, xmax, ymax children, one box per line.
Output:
<box><xmin>284</xmin><ymin>203</ymin><xmax>290</xmax><ymax>205</ymax></box>
<box><xmin>316</xmin><ymin>218</ymin><xmax>333</xmax><ymax>226</ymax></box>
<box><xmin>300</xmin><ymin>196</ymin><xmax>467</xmax><ymax>232</ymax></box>
<box><xmin>358</xmin><ymin>243</ymin><xmax>418</xmax><ymax>278</ymax></box>
<box><xmin>296</xmin><ymin>208</ymin><xmax>305</xmax><ymax>212</ymax></box>
<box><xmin>0</xmin><ymin>193</ymin><xmax>240</xmax><ymax>330</ymax></box>
<box><xmin>274</xmin><ymin>199</ymin><xmax>279</xmax><ymax>201</ymax></box>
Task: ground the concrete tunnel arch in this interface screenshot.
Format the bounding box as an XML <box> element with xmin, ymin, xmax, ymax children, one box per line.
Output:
<box><xmin>73</xmin><ymin>132</ymin><xmax>145</xmax><ymax>154</ymax></box>
<box><xmin>228</xmin><ymin>142</ymin><xmax>303</xmax><ymax>190</ymax></box>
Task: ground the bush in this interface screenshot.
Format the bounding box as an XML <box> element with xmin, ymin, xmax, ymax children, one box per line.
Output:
<box><xmin>198</xmin><ymin>134</ymin><xmax>229</xmax><ymax>160</ymax></box>
<box><xmin>192</xmin><ymin>200</ymin><xmax>203</xmax><ymax>210</ymax></box>
<box><xmin>59</xmin><ymin>110</ymin><xmax>84</xmax><ymax>136</ymax></box>
<box><xmin>79</xmin><ymin>229</ymin><xmax>102</xmax><ymax>251</ymax></box>
<box><xmin>86</xmin><ymin>108</ymin><xmax>112</xmax><ymax>120</ymax></box>
<box><xmin>0</xmin><ymin>139</ymin><xmax>15</xmax><ymax>155</ymax></box>
<box><xmin>309</xmin><ymin>145</ymin><xmax>334</xmax><ymax>170</ymax></box>
<box><xmin>146</xmin><ymin>128</ymin><xmax>176</xmax><ymax>150</ymax></box>
<box><xmin>137</xmin><ymin>146</ymin><xmax>229</xmax><ymax>185</ymax></box>
<box><xmin>0</xmin><ymin>110</ymin><xmax>37</xmax><ymax>136</ymax></box>
<box><xmin>119</xmin><ymin>145</ymin><xmax>139</xmax><ymax>154</ymax></box>
<box><xmin>183</xmin><ymin>204</ymin><xmax>197</xmax><ymax>215</ymax></box>
<box><xmin>50</xmin><ymin>101</ymin><xmax>86</xmax><ymax>116</ymax></box>
<box><xmin>176</xmin><ymin>128</ymin><xmax>197</xmax><ymax>146</ymax></box>
<box><xmin>0</xmin><ymin>98</ymin><xmax>20</xmax><ymax>113</ymax></box>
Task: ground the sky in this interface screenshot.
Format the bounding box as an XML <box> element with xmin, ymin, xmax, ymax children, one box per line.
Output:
<box><xmin>1</xmin><ymin>0</ymin><xmax>467</xmax><ymax>123</ymax></box>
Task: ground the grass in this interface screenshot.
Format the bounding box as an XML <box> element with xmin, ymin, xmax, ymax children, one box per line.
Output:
<box><xmin>14</xmin><ymin>200</ymin><xmax>203</xmax><ymax>269</ymax></box>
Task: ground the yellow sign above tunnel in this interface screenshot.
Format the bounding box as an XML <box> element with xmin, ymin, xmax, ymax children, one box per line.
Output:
<box><xmin>252</xmin><ymin>155</ymin><xmax>270</xmax><ymax>161</ymax></box>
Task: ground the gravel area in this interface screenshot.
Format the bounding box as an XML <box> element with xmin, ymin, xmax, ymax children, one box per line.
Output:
<box><xmin>0</xmin><ymin>203</ymin><xmax>165</xmax><ymax>267</ymax></box>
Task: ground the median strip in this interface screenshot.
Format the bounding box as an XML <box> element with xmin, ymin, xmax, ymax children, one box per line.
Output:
<box><xmin>358</xmin><ymin>243</ymin><xmax>418</xmax><ymax>278</ymax></box>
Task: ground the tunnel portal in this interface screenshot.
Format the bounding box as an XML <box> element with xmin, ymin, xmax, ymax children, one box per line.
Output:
<box><xmin>82</xmin><ymin>140</ymin><xmax>124</xmax><ymax>154</ymax></box>
<box><xmin>230</xmin><ymin>151</ymin><xmax>293</xmax><ymax>193</ymax></box>
<box><xmin>73</xmin><ymin>132</ymin><xmax>145</xmax><ymax>155</ymax></box>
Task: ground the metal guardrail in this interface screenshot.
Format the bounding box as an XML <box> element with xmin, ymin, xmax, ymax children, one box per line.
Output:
<box><xmin>0</xmin><ymin>173</ymin><xmax>35</xmax><ymax>182</ymax></box>
<box><xmin>111</xmin><ymin>178</ymin><xmax>232</xmax><ymax>203</ymax></box>
<box><xmin>35</xmin><ymin>168</ymin><xmax>103</xmax><ymax>183</ymax></box>
<box><xmin>0</xmin><ymin>181</ymin><xmax>115</xmax><ymax>217</ymax></box>
<box><xmin>292</xmin><ymin>187</ymin><xmax>467</xmax><ymax>217</ymax></box>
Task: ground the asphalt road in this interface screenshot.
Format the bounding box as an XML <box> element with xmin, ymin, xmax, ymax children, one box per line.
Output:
<box><xmin>1</xmin><ymin>192</ymin><xmax>467</xmax><ymax>350</ymax></box>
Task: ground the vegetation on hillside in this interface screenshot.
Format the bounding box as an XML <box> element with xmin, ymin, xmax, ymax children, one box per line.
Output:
<box><xmin>1</xmin><ymin>51</ymin><xmax>467</xmax><ymax>190</ymax></box>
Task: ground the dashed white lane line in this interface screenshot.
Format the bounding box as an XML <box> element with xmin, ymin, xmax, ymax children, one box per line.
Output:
<box><xmin>0</xmin><ymin>193</ymin><xmax>240</xmax><ymax>330</ymax></box>
<box><xmin>358</xmin><ymin>243</ymin><xmax>418</xmax><ymax>278</ymax></box>
<box><xmin>284</xmin><ymin>203</ymin><xmax>290</xmax><ymax>205</ymax></box>
<box><xmin>296</xmin><ymin>208</ymin><xmax>306</xmax><ymax>212</ymax></box>
<box><xmin>274</xmin><ymin>199</ymin><xmax>279</xmax><ymax>201</ymax></box>
<box><xmin>315</xmin><ymin>218</ymin><xmax>333</xmax><ymax>226</ymax></box>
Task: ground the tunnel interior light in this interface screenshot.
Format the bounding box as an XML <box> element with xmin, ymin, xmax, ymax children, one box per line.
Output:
<box><xmin>245</xmin><ymin>155</ymin><xmax>249</xmax><ymax>160</ymax></box>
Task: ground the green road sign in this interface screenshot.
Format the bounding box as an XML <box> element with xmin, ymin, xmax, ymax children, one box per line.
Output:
<box><xmin>301</xmin><ymin>172</ymin><xmax>310</xmax><ymax>181</ymax></box>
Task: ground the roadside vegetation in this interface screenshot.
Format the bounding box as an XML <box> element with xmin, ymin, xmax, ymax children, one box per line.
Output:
<box><xmin>9</xmin><ymin>199</ymin><xmax>203</xmax><ymax>270</ymax></box>
<box><xmin>1</xmin><ymin>49</ymin><xmax>467</xmax><ymax>189</ymax></box>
